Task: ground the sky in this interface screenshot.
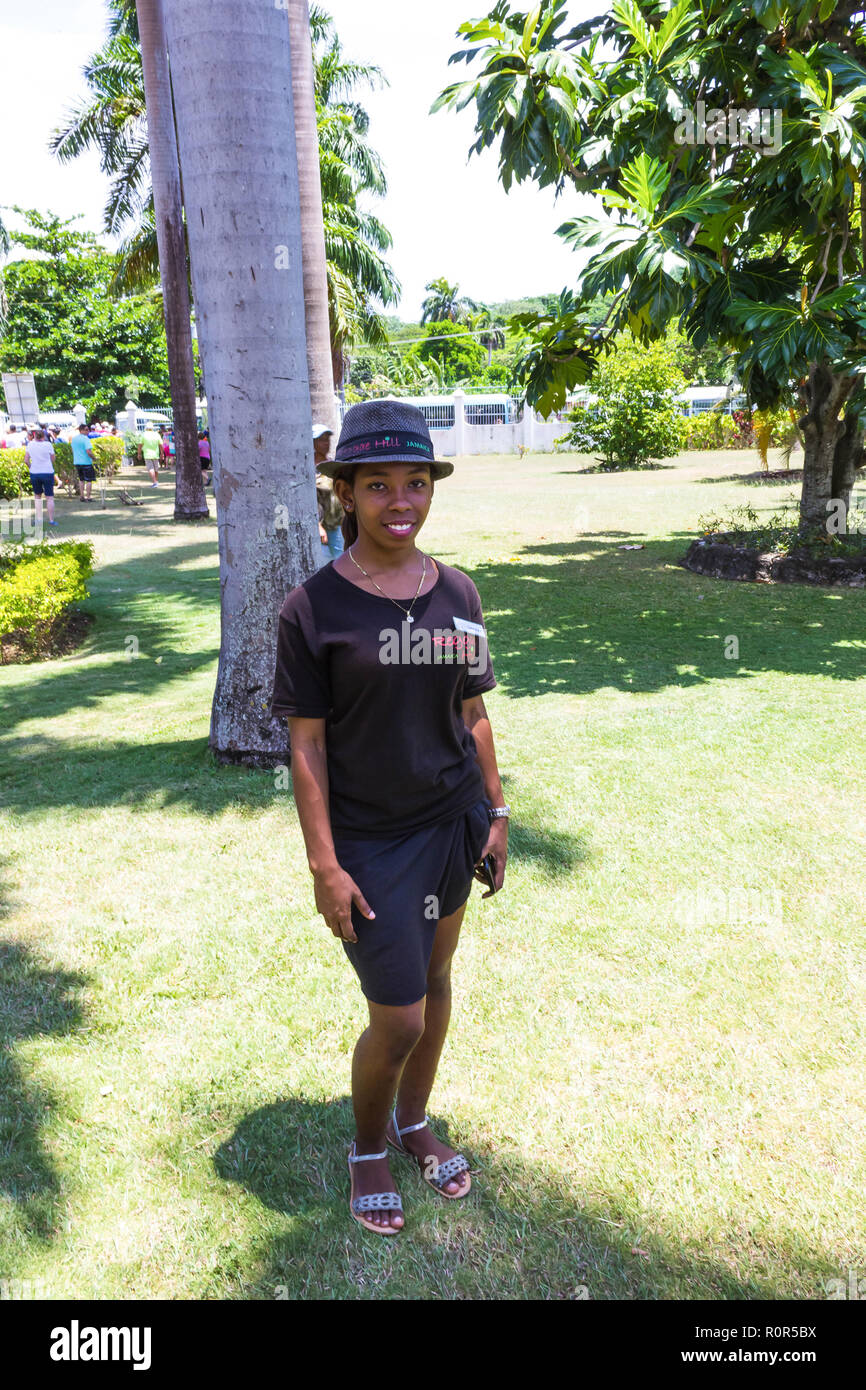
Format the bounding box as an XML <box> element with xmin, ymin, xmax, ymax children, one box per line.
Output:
<box><xmin>0</xmin><ymin>0</ymin><xmax>598</xmax><ymax>319</ymax></box>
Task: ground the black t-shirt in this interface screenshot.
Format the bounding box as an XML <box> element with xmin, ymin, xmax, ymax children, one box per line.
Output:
<box><xmin>270</xmin><ymin>558</ymin><xmax>497</xmax><ymax>837</ymax></box>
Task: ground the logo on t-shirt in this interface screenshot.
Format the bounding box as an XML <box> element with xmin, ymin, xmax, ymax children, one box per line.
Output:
<box><xmin>378</xmin><ymin>620</ymin><xmax>487</xmax><ymax>673</ymax></box>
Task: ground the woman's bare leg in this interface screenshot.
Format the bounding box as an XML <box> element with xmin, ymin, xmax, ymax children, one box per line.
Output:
<box><xmin>349</xmin><ymin>998</ymin><xmax>425</xmax><ymax>1230</ymax></box>
<box><xmin>390</xmin><ymin>902</ymin><xmax>471</xmax><ymax>1196</ymax></box>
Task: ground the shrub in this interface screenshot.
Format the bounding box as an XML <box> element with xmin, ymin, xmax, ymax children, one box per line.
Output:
<box><xmin>0</xmin><ymin>448</ymin><xmax>29</xmax><ymax>500</ymax></box>
<box><xmin>0</xmin><ymin>436</ymin><xmax>124</xmax><ymax>499</ymax></box>
<box><xmin>695</xmin><ymin>503</ymin><xmax>866</xmax><ymax>559</ymax></box>
<box><xmin>729</xmin><ymin>409</ymin><xmax>755</xmax><ymax>448</ymax></box>
<box><xmin>679</xmin><ymin>410</ymin><xmax>736</xmax><ymax>450</ymax></box>
<box><xmin>556</xmin><ymin>336</ymin><xmax>686</xmax><ymax>469</ymax></box>
<box><xmin>91</xmin><ymin>436</ymin><xmax>124</xmax><ymax>472</ymax></box>
<box><xmin>680</xmin><ymin>404</ymin><xmax>801</xmax><ymax>456</ymax></box>
<box><xmin>0</xmin><ymin>539</ymin><xmax>95</xmax><ymax>660</ymax></box>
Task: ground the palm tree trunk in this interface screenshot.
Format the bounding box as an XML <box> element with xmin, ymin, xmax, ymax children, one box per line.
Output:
<box><xmin>286</xmin><ymin>0</ymin><xmax>337</xmax><ymax>431</ymax></box>
<box><xmin>135</xmin><ymin>0</ymin><xmax>208</xmax><ymax>522</ymax></box>
<box><xmin>163</xmin><ymin>0</ymin><xmax>318</xmax><ymax>762</ymax></box>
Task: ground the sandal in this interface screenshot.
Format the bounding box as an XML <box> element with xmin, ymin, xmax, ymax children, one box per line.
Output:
<box><xmin>387</xmin><ymin>1110</ymin><xmax>472</xmax><ymax>1200</ymax></box>
<box><xmin>347</xmin><ymin>1142</ymin><xmax>403</xmax><ymax>1236</ymax></box>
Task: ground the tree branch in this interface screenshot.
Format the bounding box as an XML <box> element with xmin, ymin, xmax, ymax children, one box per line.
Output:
<box><xmin>809</xmin><ymin>227</ymin><xmax>834</xmax><ymax>304</ymax></box>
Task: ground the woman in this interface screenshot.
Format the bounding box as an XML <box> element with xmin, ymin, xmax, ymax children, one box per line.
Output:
<box><xmin>159</xmin><ymin>427</ymin><xmax>174</xmax><ymax>469</ymax></box>
<box><xmin>270</xmin><ymin>400</ymin><xmax>509</xmax><ymax>1236</ymax></box>
<box><xmin>24</xmin><ymin>428</ymin><xmax>59</xmax><ymax>528</ymax></box>
<box><xmin>198</xmin><ymin>430</ymin><xmax>211</xmax><ymax>486</ymax></box>
<box><xmin>313</xmin><ymin>423</ymin><xmax>344</xmax><ymax>565</ymax></box>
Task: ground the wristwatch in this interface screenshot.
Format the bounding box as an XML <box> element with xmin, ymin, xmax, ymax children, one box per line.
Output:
<box><xmin>487</xmin><ymin>803</ymin><xmax>510</xmax><ymax>821</ymax></box>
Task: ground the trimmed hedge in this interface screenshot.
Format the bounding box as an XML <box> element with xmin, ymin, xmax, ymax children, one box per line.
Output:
<box><xmin>0</xmin><ymin>539</ymin><xmax>95</xmax><ymax>659</ymax></box>
<box><xmin>0</xmin><ymin>449</ymin><xmax>30</xmax><ymax>499</ymax></box>
<box><xmin>0</xmin><ymin>437</ymin><xmax>125</xmax><ymax>499</ymax></box>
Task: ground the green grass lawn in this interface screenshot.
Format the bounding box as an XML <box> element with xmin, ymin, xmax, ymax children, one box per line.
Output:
<box><xmin>1</xmin><ymin>448</ymin><xmax>864</xmax><ymax>1300</ymax></box>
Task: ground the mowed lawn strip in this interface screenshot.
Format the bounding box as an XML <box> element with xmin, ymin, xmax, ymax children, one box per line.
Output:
<box><xmin>0</xmin><ymin>449</ymin><xmax>864</xmax><ymax>1299</ymax></box>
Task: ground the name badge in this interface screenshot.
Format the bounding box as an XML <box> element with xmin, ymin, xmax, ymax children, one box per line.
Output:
<box><xmin>453</xmin><ymin>616</ymin><xmax>485</xmax><ymax>637</ymax></box>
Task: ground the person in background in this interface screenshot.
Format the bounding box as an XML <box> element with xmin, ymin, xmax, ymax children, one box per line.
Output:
<box><xmin>158</xmin><ymin>426</ymin><xmax>172</xmax><ymax>468</ymax></box>
<box><xmin>313</xmin><ymin>424</ymin><xmax>344</xmax><ymax>567</ymax></box>
<box><xmin>24</xmin><ymin>428</ymin><xmax>58</xmax><ymax>527</ymax></box>
<box><xmin>198</xmin><ymin>430</ymin><xmax>211</xmax><ymax>486</ymax></box>
<box><xmin>138</xmin><ymin>423</ymin><xmax>162</xmax><ymax>486</ymax></box>
<box><xmin>71</xmin><ymin>423</ymin><xmax>97</xmax><ymax>502</ymax></box>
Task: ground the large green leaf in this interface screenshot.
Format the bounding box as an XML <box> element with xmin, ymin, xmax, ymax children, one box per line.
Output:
<box><xmin>619</xmin><ymin>152</ymin><xmax>671</xmax><ymax>214</ymax></box>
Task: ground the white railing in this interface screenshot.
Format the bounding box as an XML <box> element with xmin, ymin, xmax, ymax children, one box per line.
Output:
<box><xmin>334</xmin><ymin>390</ymin><xmax>566</xmax><ymax>455</ymax></box>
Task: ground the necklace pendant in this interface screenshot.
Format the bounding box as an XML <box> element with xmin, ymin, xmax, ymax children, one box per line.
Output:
<box><xmin>406</xmin><ymin>615</ymin><xmax>414</xmax><ymax>623</ymax></box>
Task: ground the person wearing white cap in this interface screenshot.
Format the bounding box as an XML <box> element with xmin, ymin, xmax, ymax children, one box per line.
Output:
<box><xmin>313</xmin><ymin>423</ymin><xmax>344</xmax><ymax>566</ymax></box>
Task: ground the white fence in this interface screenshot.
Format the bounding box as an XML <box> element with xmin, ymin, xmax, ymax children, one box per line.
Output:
<box><xmin>337</xmin><ymin>391</ymin><xmax>568</xmax><ymax>456</ymax></box>
<box><xmin>567</xmin><ymin>385</ymin><xmax>746</xmax><ymax>418</ymax></box>
<box><xmin>114</xmin><ymin>401</ymin><xmax>208</xmax><ymax>432</ymax></box>
<box><xmin>335</xmin><ymin>386</ymin><xmax>743</xmax><ymax>455</ymax></box>
<box><xmin>109</xmin><ymin>385</ymin><xmax>742</xmax><ymax>455</ymax></box>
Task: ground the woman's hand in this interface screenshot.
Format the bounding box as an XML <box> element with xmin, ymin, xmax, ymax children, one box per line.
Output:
<box><xmin>319</xmin><ymin>524</ymin><xmax>329</xmax><ymax>544</ymax></box>
<box><xmin>473</xmin><ymin>817</ymin><xmax>508</xmax><ymax>897</ymax></box>
<box><xmin>312</xmin><ymin>863</ymin><xmax>375</xmax><ymax>943</ymax></box>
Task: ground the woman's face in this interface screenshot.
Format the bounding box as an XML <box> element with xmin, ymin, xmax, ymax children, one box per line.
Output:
<box><xmin>335</xmin><ymin>461</ymin><xmax>434</xmax><ymax>546</ymax></box>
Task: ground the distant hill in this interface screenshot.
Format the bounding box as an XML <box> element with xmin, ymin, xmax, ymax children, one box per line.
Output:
<box><xmin>384</xmin><ymin>292</ymin><xmax>610</xmax><ymax>335</ymax></box>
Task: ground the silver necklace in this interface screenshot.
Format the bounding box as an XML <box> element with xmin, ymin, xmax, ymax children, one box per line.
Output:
<box><xmin>347</xmin><ymin>545</ymin><xmax>429</xmax><ymax>623</ymax></box>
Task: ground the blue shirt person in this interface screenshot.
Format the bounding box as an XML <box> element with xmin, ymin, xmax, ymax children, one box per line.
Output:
<box><xmin>71</xmin><ymin>425</ymin><xmax>96</xmax><ymax>501</ymax></box>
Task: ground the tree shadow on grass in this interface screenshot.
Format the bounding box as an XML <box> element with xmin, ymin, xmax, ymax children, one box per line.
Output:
<box><xmin>3</xmin><ymin>534</ymin><xmax>862</xmax><ymax>822</ymax></box>
<box><xmin>552</xmin><ymin>462</ymin><xmax>679</xmax><ymax>475</ymax></box>
<box><xmin>207</xmin><ymin>1097</ymin><xmax>838</xmax><ymax>1300</ymax></box>
<box><xmin>462</xmin><ymin>537</ymin><xmax>866</xmax><ymax>701</ymax></box>
<box><xmin>0</xmin><ymin>741</ymin><xmax>586</xmax><ymax>878</ymax></box>
<box><xmin>695</xmin><ymin>472</ymin><xmax>803</xmax><ymax>487</ymax></box>
<box><xmin>0</xmin><ymin>866</ymin><xmax>88</xmax><ymax>1245</ymax></box>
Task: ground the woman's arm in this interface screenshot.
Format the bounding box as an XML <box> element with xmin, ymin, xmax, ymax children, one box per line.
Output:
<box><xmin>461</xmin><ymin>694</ymin><xmax>508</xmax><ymax>892</ymax></box>
<box><xmin>287</xmin><ymin>716</ymin><xmax>375</xmax><ymax>941</ymax></box>
<box><xmin>287</xmin><ymin>716</ymin><xmax>336</xmax><ymax>872</ymax></box>
<box><xmin>461</xmin><ymin>694</ymin><xmax>505</xmax><ymax>807</ymax></box>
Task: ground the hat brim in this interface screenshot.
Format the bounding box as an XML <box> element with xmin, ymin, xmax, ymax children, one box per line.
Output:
<box><xmin>318</xmin><ymin>454</ymin><xmax>453</xmax><ymax>480</ymax></box>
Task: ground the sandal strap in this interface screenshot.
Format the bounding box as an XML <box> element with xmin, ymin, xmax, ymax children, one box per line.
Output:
<box><xmin>348</xmin><ymin>1144</ymin><xmax>387</xmax><ymax>1163</ymax></box>
<box><xmin>429</xmin><ymin>1153</ymin><xmax>470</xmax><ymax>1187</ymax></box>
<box><xmin>393</xmin><ymin>1112</ymin><xmax>430</xmax><ymax>1142</ymax></box>
<box><xmin>352</xmin><ymin>1192</ymin><xmax>403</xmax><ymax>1214</ymax></box>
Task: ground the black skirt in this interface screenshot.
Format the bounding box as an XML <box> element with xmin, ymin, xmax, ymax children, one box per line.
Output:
<box><xmin>332</xmin><ymin>796</ymin><xmax>491</xmax><ymax>1007</ymax></box>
